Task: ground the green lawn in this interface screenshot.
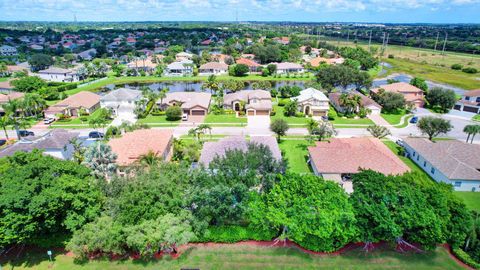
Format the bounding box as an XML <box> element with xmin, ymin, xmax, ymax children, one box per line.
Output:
<box><xmin>329</xmin><ymin>117</ymin><xmax>374</xmax><ymax>125</ymax></box>
<box><xmin>473</xmin><ymin>114</ymin><xmax>480</xmax><ymax>122</ymax></box>
<box><xmin>382</xmin><ymin>140</ymin><xmax>432</xmax><ymax>179</ymax></box>
<box><xmin>271</xmin><ymin>105</ymin><xmax>310</xmax><ymax>126</ymax></box>
<box><xmin>137</xmin><ymin>115</ymin><xmax>180</xmax><ymax>127</ymax></box>
<box><xmin>278</xmin><ymin>139</ymin><xmax>314</xmax><ymax>174</ymax></box>
<box><xmin>395</xmin><ymin>115</ymin><xmax>413</xmax><ymax>129</ymax></box>
<box><xmin>204</xmin><ymin>113</ymin><xmax>247</xmax><ymax>125</ymax></box>
<box><xmin>50</xmin><ymin>109</ymin><xmax>112</xmax><ymax>128</ymax></box>
<box><xmin>0</xmin><ymin>77</ymin><xmax>9</xmax><ymax>82</ymax></box>
<box><xmin>454</xmin><ymin>192</ymin><xmax>480</xmax><ymax>211</ymax></box>
<box><xmin>381</xmin><ymin>110</ymin><xmax>408</xmax><ymax>125</ymax></box>
<box><xmin>0</xmin><ymin>244</ymin><xmax>464</xmax><ymax>270</ymax></box>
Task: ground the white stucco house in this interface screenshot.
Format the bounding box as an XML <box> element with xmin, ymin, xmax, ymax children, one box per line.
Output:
<box><xmin>0</xmin><ymin>45</ymin><xmax>18</xmax><ymax>56</ymax></box>
<box><xmin>273</xmin><ymin>62</ymin><xmax>305</xmax><ymax>74</ymax></box>
<box><xmin>165</xmin><ymin>60</ymin><xmax>194</xmax><ymax>76</ymax></box>
<box><xmin>198</xmin><ymin>62</ymin><xmax>229</xmax><ymax>76</ymax></box>
<box><xmin>403</xmin><ymin>138</ymin><xmax>480</xmax><ymax>192</ymax></box>
<box><xmin>100</xmin><ymin>88</ymin><xmax>142</xmax><ymax>125</ymax></box>
<box><xmin>37</xmin><ymin>67</ymin><xmax>81</xmax><ymax>82</ymax></box>
<box><xmin>292</xmin><ymin>88</ymin><xmax>330</xmax><ymax>117</ymax></box>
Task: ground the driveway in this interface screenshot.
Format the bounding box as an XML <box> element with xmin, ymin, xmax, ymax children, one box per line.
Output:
<box><xmin>247</xmin><ymin>116</ymin><xmax>271</xmax><ymax>136</ymax></box>
<box><xmin>368</xmin><ymin>114</ymin><xmax>390</xmax><ymax>126</ymax></box>
<box><xmin>111</xmin><ymin>112</ymin><xmax>137</xmax><ymax>126</ymax></box>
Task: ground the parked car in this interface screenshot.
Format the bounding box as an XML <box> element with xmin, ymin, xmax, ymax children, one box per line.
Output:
<box><xmin>0</xmin><ymin>139</ymin><xmax>6</xmax><ymax>147</ymax></box>
<box><xmin>88</xmin><ymin>131</ymin><xmax>104</xmax><ymax>139</ymax></box>
<box><xmin>18</xmin><ymin>130</ymin><xmax>34</xmax><ymax>137</ymax></box>
<box><xmin>44</xmin><ymin>118</ymin><xmax>55</xmax><ymax>125</ymax></box>
<box><xmin>396</xmin><ymin>139</ymin><xmax>404</xmax><ymax>147</ymax></box>
<box><xmin>182</xmin><ymin>113</ymin><xmax>188</xmax><ymax>121</ymax></box>
<box><xmin>410</xmin><ymin>116</ymin><xmax>418</xmax><ymax>124</ymax></box>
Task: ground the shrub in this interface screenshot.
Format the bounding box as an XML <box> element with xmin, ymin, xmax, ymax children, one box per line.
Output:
<box><xmin>451</xmin><ymin>64</ymin><xmax>463</xmax><ymax>70</ymax></box>
<box><xmin>462</xmin><ymin>67</ymin><xmax>478</xmax><ymax>74</ymax></box>
<box><xmin>224</xmin><ymin>109</ymin><xmax>236</xmax><ymax>115</ymax></box>
<box><xmin>295</xmin><ymin>112</ymin><xmax>305</xmax><ymax>118</ymax></box>
<box><xmin>79</xmin><ymin>116</ymin><xmax>88</xmax><ymax>122</ymax></box>
<box><xmin>165</xmin><ymin>106</ymin><xmax>182</xmax><ymax>121</ymax></box>
<box><xmin>277</xmin><ymin>99</ymin><xmax>288</xmax><ymax>107</ymax></box>
<box><xmin>452</xmin><ymin>248</ymin><xmax>480</xmax><ymax>269</ymax></box>
<box><xmin>270</xmin><ymin>108</ymin><xmax>276</xmax><ymax>116</ymax></box>
<box><xmin>388</xmin><ymin>54</ymin><xmax>394</xmax><ymax>59</ymax></box>
<box><xmin>197</xmin><ymin>226</ymin><xmax>276</xmax><ymax>243</ymax></box>
<box><xmin>151</xmin><ymin>110</ymin><xmax>166</xmax><ymax>116</ymax></box>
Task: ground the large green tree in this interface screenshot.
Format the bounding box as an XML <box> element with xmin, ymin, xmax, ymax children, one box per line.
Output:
<box><xmin>425</xmin><ymin>87</ymin><xmax>456</xmax><ymax>113</ymax></box>
<box><xmin>28</xmin><ymin>53</ymin><xmax>54</xmax><ymax>71</ymax></box>
<box><xmin>417</xmin><ymin>116</ymin><xmax>452</xmax><ymax>141</ymax></box>
<box><xmin>11</xmin><ymin>76</ymin><xmax>47</xmax><ymax>92</ymax></box>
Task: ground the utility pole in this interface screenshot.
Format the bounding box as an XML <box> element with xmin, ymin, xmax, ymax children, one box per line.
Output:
<box><xmin>433</xmin><ymin>32</ymin><xmax>439</xmax><ymax>51</ymax></box>
<box><xmin>442</xmin><ymin>32</ymin><xmax>448</xmax><ymax>56</ymax></box>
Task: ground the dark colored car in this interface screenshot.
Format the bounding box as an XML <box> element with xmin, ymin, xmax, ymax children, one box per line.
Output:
<box><xmin>410</xmin><ymin>116</ymin><xmax>419</xmax><ymax>124</ymax></box>
<box><xmin>18</xmin><ymin>130</ymin><xmax>35</xmax><ymax>137</ymax></box>
<box><xmin>89</xmin><ymin>131</ymin><xmax>104</xmax><ymax>139</ymax></box>
<box><xmin>0</xmin><ymin>139</ymin><xmax>6</xmax><ymax>147</ymax></box>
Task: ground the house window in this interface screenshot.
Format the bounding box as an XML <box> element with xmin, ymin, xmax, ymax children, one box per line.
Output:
<box><xmin>431</xmin><ymin>167</ymin><xmax>435</xmax><ymax>174</ymax></box>
<box><xmin>465</xmin><ymin>96</ymin><xmax>470</xmax><ymax>101</ymax></box>
<box><xmin>423</xmin><ymin>161</ymin><xmax>427</xmax><ymax>167</ymax></box>
<box><xmin>412</xmin><ymin>152</ymin><xmax>416</xmax><ymax>157</ymax></box>
<box><xmin>454</xmin><ymin>182</ymin><xmax>462</xmax><ymax>187</ymax></box>
<box><xmin>476</xmin><ymin>97</ymin><xmax>480</xmax><ymax>102</ymax></box>
<box><xmin>416</xmin><ymin>155</ymin><xmax>419</xmax><ymax>161</ymax></box>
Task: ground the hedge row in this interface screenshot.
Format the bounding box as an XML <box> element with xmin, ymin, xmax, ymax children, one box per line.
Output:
<box><xmin>452</xmin><ymin>247</ymin><xmax>480</xmax><ymax>269</ymax></box>
<box><xmin>197</xmin><ymin>226</ymin><xmax>277</xmax><ymax>243</ymax></box>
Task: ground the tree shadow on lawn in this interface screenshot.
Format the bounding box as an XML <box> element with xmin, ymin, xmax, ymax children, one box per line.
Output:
<box><xmin>0</xmin><ymin>246</ymin><xmax>65</xmax><ymax>269</ymax></box>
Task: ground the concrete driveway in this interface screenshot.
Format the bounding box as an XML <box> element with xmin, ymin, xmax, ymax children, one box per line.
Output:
<box><xmin>247</xmin><ymin>116</ymin><xmax>271</xmax><ymax>135</ymax></box>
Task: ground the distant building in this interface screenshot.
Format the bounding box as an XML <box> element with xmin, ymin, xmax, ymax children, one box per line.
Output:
<box><xmin>329</xmin><ymin>92</ymin><xmax>382</xmax><ymax>115</ymax></box>
<box><xmin>127</xmin><ymin>56</ymin><xmax>158</xmax><ymax>73</ymax></box>
<box><xmin>44</xmin><ymin>91</ymin><xmax>101</xmax><ymax>119</ymax></box>
<box><xmin>0</xmin><ymin>45</ymin><xmax>18</xmax><ymax>56</ymax></box>
<box><xmin>30</xmin><ymin>44</ymin><xmax>44</xmax><ymax>51</ymax></box>
<box><xmin>454</xmin><ymin>89</ymin><xmax>480</xmax><ymax>114</ymax></box>
<box><xmin>403</xmin><ymin>138</ymin><xmax>480</xmax><ymax>192</ymax></box>
<box><xmin>77</xmin><ymin>48</ymin><xmax>97</xmax><ymax>60</ymax></box>
<box><xmin>292</xmin><ymin>88</ymin><xmax>329</xmax><ymax>117</ymax></box>
<box><xmin>198</xmin><ymin>62</ymin><xmax>229</xmax><ymax>76</ymax></box>
<box><xmin>371</xmin><ymin>82</ymin><xmax>425</xmax><ymax>108</ymax></box>
<box><xmin>272</xmin><ymin>62</ymin><xmax>304</xmax><ymax>74</ymax></box>
<box><xmin>224</xmin><ymin>90</ymin><xmax>272</xmax><ymax>116</ymax></box>
<box><xmin>37</xmin><ymin>67</ymin><xmax>81</xmax><ymax>82</ymax></box>
<box><xmin>175</xmin><ymin>52</ymin><xmax>194</xmax><ymax>61</ymax></box>
<box><xmin>165</xmin><ymin>60</ymin><xmax>194</xmax><ymax>76</ymax></box>
<box><xmin>235</xmin><ymin>58</ymin><xmax>261</xmax><ymax>73</ymax></box>
<box><xmin>157</xmin><ymin>92</ymin><xmax>211</xmax><ymax>116</ymax></box>
<box><xmin>100</xmin><ymin>88</ymin><xmax>142</xmax><ymax>123</ymax></box>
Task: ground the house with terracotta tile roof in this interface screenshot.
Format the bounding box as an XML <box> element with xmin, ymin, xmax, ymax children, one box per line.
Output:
<box><xmin>199</xmin><ymin>62</ymin><xmax>229</xmax><ymax>76</ymax></box>
<box><xmin>0</xmin><ymin>80</ymin><xmax>15</xmax><ymax>91</ymax></box>
<box><xmin>199</xmin><ymin>136</ymin><xmax>282</xmax><ymax>166</ymax></box>
<box><xmin>308</xmin><ymin>138</ymin><xmax>410</xmax><ymax>193</ymax></box>
<box><xmin>127</xmin><ymin>56</ymin><xmax>158</xmax><ymax>73</ymax></box>
<box><xmin>108</xmin><ymin>129</ymin><xmax>173</xmax><ymax>168</ymax></box>
<box><xmin>175</xmin><ymin>52</ymin><xmax>194</xmax><ymax>61</ymax></box>
<box><xmin>157</xmin><ymin>92</ymin><xmax>211</xmax><ymax>116</ymax></box>
<box><xmin>403</xmin><ymin>138</ymin><xmax>480</xmax><ymax>192</ymax></box>
<box><xmin>0</xmin><ymin>90</ymin><xmax>24</xmax><ymax>115</ymax></box>
<box><xmin>235</xmin><ymin>58</ymin><xmax>261</xmax><ymax>73</ymax></box>
<box><xmin>453</xmin><ymin>89</ymin><xmax>480</xmax><ymax>114</ymax></box>
<box><xmin>44</xmin><ymin>91</ymin><xmax>101</xmax><ymax>119</ymax></box>
<box><xmin>371</xmin><ymin>82</ymin><xmax>425</xmax><ymax>108</ymax></box>
<box><xmin>308</xmin><ymin>57</ymin><xmax>345</xmax><ymax>67</ymax></box>
<box><xmin>329</xmin><ymin>92</ymin><xmax>382</xmax><ymax>115</ymax></box>
<box><xmin>273</xmin><ymin>37</ymin><xmax>290</xmax><ymax>45</ymax></box>
<box><xmin>224</xmin><ymin>90</ymin><xmax>272</xmax><ymax>116</ymax></box>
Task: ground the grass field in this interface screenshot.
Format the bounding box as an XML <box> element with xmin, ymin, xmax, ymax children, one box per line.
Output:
<box><xmin>204</xmin><ymin>113</ymin><xmax>247</xmax><ymax>124</ymax></box>
<box><xmin>0</xmin><ymin>244</ymin><xmax>465</xmax><ymax>270</ymax></box>
<box><xmin>136</xmin><ymin>115</ymin><xmax>180</xmax><ymax>127</ymax></box>
<box><xmin>278</xmin><ymin>139</ymin><xmax>314</xmax><ymax>174</ymax></box>
<box><xmin>381</xmin><ymin>110</ymin><xmax>409</xmax><ymax>125</ymax></box>
<box><xmin>271</xmin><ymin>105</ymin><xmax>310</xmax><ymax>125</ymax></box>
<box><xmin>329</xmin><ymin>117</ymin><xmax>373</xmax><ymax>125</ymax></box>
<box><xmin>454</xmin><ymin>192</ymin><xmax>480</xmax><ymax>211</ymax></box>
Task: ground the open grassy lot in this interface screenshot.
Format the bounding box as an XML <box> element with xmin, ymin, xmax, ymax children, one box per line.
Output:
<box><xmin>278</xmin><ymin>139</ymin><xmax>314</xmax><ymax>174</ymax></box>
<box><xmin>454</xmin><ymin>192</ymin><xmax>480</xmax><ymax>211</ymax></box>
<box><xmin>204</xmin><ymin>113</ymin><xmax>247</xmax><ymax>125</ymax></box>
<box><xmin>136</xmin><ymin>115</ymin><xmax>180</xmax><ymax>127</ymax></box>
<box><xmin>0</xmin><ymin>244</ymin><xmax>464</xmax><ymax>270</ymax></box>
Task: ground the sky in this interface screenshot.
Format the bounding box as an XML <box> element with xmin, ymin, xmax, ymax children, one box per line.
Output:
<box><xmin>1</xmin><ymin>0</ymin><xmax>480</xmax><ymax>23</ymax></box>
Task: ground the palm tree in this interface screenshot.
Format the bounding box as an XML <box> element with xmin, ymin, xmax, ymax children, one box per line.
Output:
<box><xmin>464</xmin><ymin>125</ymin><xmax>476</xmax><ymax>143</ymax></box>
<box><xmin>158</xmin><ymin>88</ymin><xmax>169</xmax><ymax>110</ymax></box>
<box><xmin>22</xmin><ymin>93</ymin><xmax>46</xmax><ymax>117</ymax></box>
<box><xmin>83</xmin><ymin>142</ymin><xmax>118</xmax><ymax>180</ymax></box>
<box><xmin>0</xmin><ymin>115</ymin><xmax>10</xmax><ymax>140</ymax></box>
<box><xmin>2</xmin><ymin>99</ymin><xmax>28</xmax><ymax>140</ymax></box>
<box><xmin>468</xmin><ymin>125</ymin><xmax>480</xmax><ymax>144</ymax></box>
<box><xmin>202</xmin><ymin>74</ymin><xmax>219</xmax><ymax>95</ymax></box>
<box><xmin>138</xmin><ymin>150</ymin><xmax>161</xmax><ymax>168</ymax></box>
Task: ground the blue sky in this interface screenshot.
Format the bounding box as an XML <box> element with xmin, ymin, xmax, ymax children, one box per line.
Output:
<box><xmin>1</xmin><ymin>0</ymin><xmax>479</xmax><ymax>23</ymax></box>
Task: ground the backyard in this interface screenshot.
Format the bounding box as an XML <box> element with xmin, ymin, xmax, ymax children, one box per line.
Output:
<box><xmin>278</xmin><ymin>139</ymin><xmax>314</xmax><ymax>174</ymax></box>
<box><xmin>382</xmin><ymin>140</ymin><xmax>432</xmax><ymax>178</ymax></box>
<box><xmin>453</xmin><ymin>191</ymin><xmax>480</xmax><ymax>211</ymax></box>
<box><xmin>0</xmin><ymin>244</ymin><xmax>465</xmax><ymax>270</ymax></box>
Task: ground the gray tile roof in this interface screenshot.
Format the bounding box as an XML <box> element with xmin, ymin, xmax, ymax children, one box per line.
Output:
<box><xmin>160</xmin><ymin>92</ymin><xmax>211</xmax><ymax>110</ymax></box>
<box><xmin>223</xmin><ymin>90</ymin><xmax>272</xmax><ymax>110</ymax></box>
<box><xmin>404</xmin><ymin>138</ymin><xmax>480</xmax><ymax>180</ymax></box>
<box><xmin>0</xmin><ymin>129</ymin><xmax>79</xmax><ymax>158</ymax></box>
<box><xmin>199</xmin><ymin>136</ymin><xmax>282</xmax><ymax>166</ymax></box>
<box><xmin>101</xmin><ymin>88</ymin><xmax>142</xmax><ymax>102</ymax></box>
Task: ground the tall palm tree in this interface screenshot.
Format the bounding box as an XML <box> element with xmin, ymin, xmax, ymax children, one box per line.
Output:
<box><xmin>202</xmin><ymin>74</ymin><xmax>219</xmax><ymax>95</ymax></box>
<box><xmin>2</xmin><ymin>99</ymin><xmax>28</xmax><ymax>140</ymax></box>
<box><xmin>0</xmin><ymin>114</ymin><xmax>10</xmax><ymax>140</ymax></box>
<box><xmin>138</xmin><ymin>150</ymin><xmax>161</xmax><ymax>168</ymax></box>
<box><xmin>22</xmin><ymin>93</ymin><xmax>46</xmax><ymax>117</ymax></box>
<box><xmin>469</xmin><ymin>125</ymin><xmax>480</xmax><ymax>144</ymax></box>
<box><xmin>463</xmin><ymin>125</ymin><xmax>476</xmax><ymax>143</ymax></box>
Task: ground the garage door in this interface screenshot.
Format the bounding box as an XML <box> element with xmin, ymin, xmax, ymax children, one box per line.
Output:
<box><xmin>247</xmin><ymin>110</ymin><xmax>255</xmax><ymax>116</ymax></box>
<box><xmin>255</xmin><ymin>110</ymin><xmax>270</xmax><ymax>116</ymax></box>
<box><xmin>463</xmin><ymin>106</ymin><xmax>479</xmax><ymax>113</ymax></box>
<box><xmin>312</xmin><ymin>110</ymin><xmax>326</xmax><ymax>116</ymax></box>
<box><xmin>191</xmin><ymin>110</ymin><xmax>206</xmax><ymax>115</ymax></box>
<box><xmin>453</xmin><ymin>105</ymin><xmax>461</xmax><ymax>111</ymax></box>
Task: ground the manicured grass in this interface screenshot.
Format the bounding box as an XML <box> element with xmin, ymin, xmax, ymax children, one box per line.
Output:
<box><xmin>395</xmin><ymin>115</ymin><xmax>413</xmax><ymax>129</ymax></box>
<box><xmin>329</xmin><ymin>117</ymin><xmax>374</xmax><ymax>125</ymax></box>
<box><xmin>271</xmin><ymin>105</ymin><xmax>310</xmax><ymax>126</ymax></box>
<box><xmin>473</xmin><ymin>114</ymin><xmax>480</xmax><ymax>122</ymax></box>
<box><xmin>453</xmin><ymin>192</ymin><xmax>480</xmax><ymax>211</ymax></box>
<box><xmin>204</xmin><ymin>113</ymin><xmax>247</xmax><ymax>124</ymax></box>
<box><xmin>278</xmin><ymin>139</ymin><xmax>314</xmax><ymax>174</ymax></box>
<box><xmin>382</xmin><ymin>140</ymin><xmax>432</xmax><ymax>179</ymax></box>
<box><xmin>1</xmin><ymin>244</ymin><xmax>465</xmax><ymax>270</ymax></box>
<box><xmin>137</xmin><ymin>115</ymin><xmax>180</xmax><ymax>127</ymax></box>
<box><xmin>50</xmin><ymin>109</ymin><xmax>112</xmax><ymax>128</ymax></box>
<box><xmin>381</xmin><ymin>110</ymin><xmax>408</xmax><ymax>125</ymax></box>
<box><xmin>367</xmin><ymin>65</ymin><xmax>383</xmax><ymax>77</ymax></box>
<box><xmin>0</xmin><ymin>77</ymin><xmax>9</xmax><ymax>82</ymax></box>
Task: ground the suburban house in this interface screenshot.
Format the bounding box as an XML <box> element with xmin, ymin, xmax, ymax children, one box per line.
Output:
<box><xmin>454</xmin><ymin>89</ymin><xmax>480</xmax><ymax>114</ymax></box>
<box><xmin>44</xmin><ymin>91</ymin><xmax>101</xmax><ymax>119</ymax></box>
<box><xmin>6</xmin><ymin>65</ymin><xmax>29</xmax><ymax>75</ymax></box>
<box><xmin>371</xmin><ymin>82</ymin><xmax>425</xmax><ymax>108</ymax></box>
<box><xmin>210</xmin><ymin>53</ymin><xmax>232</xmax><ymax>64</ymax></box>
<box><xmin>273</xmin><ymin>62</ymin><xmax>305</xmax><ymax>74</ymax></box>
<box><xmin>0</xmin><ymin>91</ymin><xmax>24</xmax><ymax>115</ymax></box>
<box><xmin>108</xmin><ymin>129</ymin><xmax>173</xmax><ymax>171</ymax></box>
<box><xmin>198</xmin><ymin>62</ymin><xmax>229</xmax><ymax>76</ymax></box>
<box><xmin>329</xmin><ymin>92</ymin><xmax>382</xmax><ymax>115</ymax></box>
<box><xmin>292</xmin><ymin>88</ymin><xmax>329</xmax><ymax>117</ymax></box>
<box><xmin>273</xmin><ymin>37</ymin><xmax>290</xmax><ymax>45</ymax></box>
<box><xmin>0</xmin><ymin>129</ymin><xmax>79</xmax><ymax>160</ymax></box>
<box><xmin>199</xmin><ymin>136</ymin><xmax>282</xmax><ymax>166</ymax></box>
<box><xmin>37</xmin><ymin>67</ymin><xmax>81</xmax><ymax>82</ymax></box>
<box><xmin>175</xmin><ymin>52</ymin><xmax>194</xmax><ymax>61</ymax></box>
<box><xmin>235</xmin><ymin>58</ymin><xmax>262</xmax><ymax>73</ymax></box>
<box><xmin>403</xmin><ymin>138</ymin><xmax>480</xmax><ymax>192</ymax></box>
<box><xmin>77</xmin><ymin>48</ymin><xmax>97</xmax><ymax>60</ymax></box>
<box><xmin>308</xmin><ymin>138</ymin><xmax>410</xmax><ymax>193</ymax></box>
<box><xmin>0</xmin><ymin>45</ymin><xmax>18</xmax><ymax>56</ymax></box>
<box><xmin>165</xmin><ymin>60</ymin><xmax>194</xmax><ymax>76</ymax></box>
<box><xmin>224</xmin><ymin>90</ymin><xmax>272</xmax><ymax>116</ymax></box>
<box><xmin>0</xmin><ymin>80</ymin><xmax>16</xmax><ymax>92</ymax></box>
<box><xmin>127</xmin><ymin>56</ymin><xmax>158</xmax><ymax>73</ymax></box>
<box><xmin>308</xmin><ymin>57</ymin><xmax>345</xmax><ymax>67</ymax></box>
<box><xmin>100</xmin><ymin>88</ymin><xmax>142</xmax><ymax>122</ymax></box>
<box><xmin>157</xmin><ymin>92</ymin><xmax>211</xmax><ymax>116</ymax></box>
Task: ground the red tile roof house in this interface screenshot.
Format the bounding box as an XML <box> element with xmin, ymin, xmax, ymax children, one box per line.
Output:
<box><xmin>329</xmin><ymin>92</ymin><xmax>383</xmax><ymax>115</ymax></box>
<box><xmin>308</xmin><ymin>138</ymin><xmax>410</xmax><ymax>193</ymax></box>
<box><xmin>44</xmin><ymin>91</ymin><xmax>101</xmax><ymax>119</ymax></box>
<box><xmin>235</xmin><ymin>58</ymin><xmax>262</xmax><ymax>73</ymax></box>
<box><xmin>108</xmin><ymin>129</ymin><xmax>174</xmax><ymax>173</ymax></box>
<box><xmin>371</xmin><ymin>82</ymin><xmax>425</xmax><ymax>108</ymax></box>
<box><xmin>0</xmin><ymin>91</ymin><xmax>24</xmax><ymax>115</ymax></box>
<box><xmin>223</xmin><ymin>90</ymin><xmax>272</xmax><ymax>116</ymax></box>
<box><xmin>157</xmin><ymin>92</ymin><xmax>211</xmax><ymax>116</ymax></box>
<box><xmin>198</xmin><ymin>62</ymin><xmax>229</xmax><ymax>76</ymax></box>
<box><xmin>453</xmin><ymin>89</ymin><xmax>480</xmax><ymax>114</ymax></box>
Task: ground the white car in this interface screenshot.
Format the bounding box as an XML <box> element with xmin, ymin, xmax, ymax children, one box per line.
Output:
<box><xmin>182</xmin><ymin>113</ymin><xmax>188</xmax><ymax>121</ymax></box>
<box><xmin>43</xmin><ymin>118</ymin><xmax>55</xmax><ymax>125</ymax></box>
